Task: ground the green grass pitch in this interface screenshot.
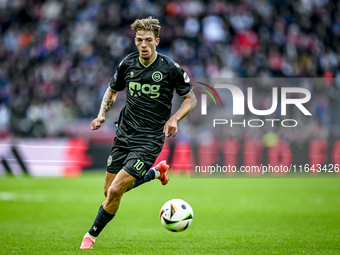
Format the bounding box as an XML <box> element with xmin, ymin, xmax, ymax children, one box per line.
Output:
<box><xmin>0</xmin><ymin>172</ymin><xmax>339</xmax><ymax>255</ymax></box>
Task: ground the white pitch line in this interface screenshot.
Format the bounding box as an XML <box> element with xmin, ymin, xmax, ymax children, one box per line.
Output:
<box><xmin>0</xmin><ymin>192</ymin><xmax>47</xmax><ymax>202</ymax></box>
<box><xmin>0</xmin><ymin>191</ymin><xmax>99</xmax><ymax>203</ymax></box>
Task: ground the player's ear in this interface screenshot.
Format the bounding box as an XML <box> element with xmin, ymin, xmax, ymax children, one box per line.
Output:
<box><xmin>134</xmin><ymin>37</ymin><xmax>137</xmax><ymax>46</ymax></box>
<box><xmin>155</xmin><ymin>38</ymin><xmax>160</xmax><ymax>46</ymax></box>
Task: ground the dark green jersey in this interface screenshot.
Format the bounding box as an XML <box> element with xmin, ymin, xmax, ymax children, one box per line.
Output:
<box><xmin>109</xmin><ymin>51</ymin><xmax>192</xmax><ymax>137</ymax></box>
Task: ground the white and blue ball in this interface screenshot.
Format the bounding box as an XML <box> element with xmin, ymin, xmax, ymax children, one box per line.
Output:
<box><xmin>159</xmin><ymin>198</ymin><xmax>194</xmax><ymax>232</ymax></box>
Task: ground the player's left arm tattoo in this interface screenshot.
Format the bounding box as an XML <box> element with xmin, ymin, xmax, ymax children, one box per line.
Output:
<box><xmin>98</xmin><ymin>88</ymin><xmax>118</xmax><ymax>118</ymax></box>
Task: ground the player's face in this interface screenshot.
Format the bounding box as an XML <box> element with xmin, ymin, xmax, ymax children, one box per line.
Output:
<box><xmin>135</xmin><ymin>30</ymin><xmax>160</xmax><ymax>65</ymax></box>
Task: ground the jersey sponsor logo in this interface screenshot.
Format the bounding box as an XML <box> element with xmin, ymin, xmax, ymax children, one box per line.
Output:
<box><xmin>152</xmin><ymin>71</ymin><xmax>163</xmax><ymax>82</ymax></box>
<box><xmin>129</xmin><ymin>82</ymin><xmax>160</xmax><ymax>98</ymax></box>
<box><xmin>184</xmin><ymin>72</ymin><xmax>190</xmax><ymax>83</ymax></box>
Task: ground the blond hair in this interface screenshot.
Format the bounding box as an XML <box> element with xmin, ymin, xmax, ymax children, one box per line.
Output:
<box><xmin>131</xmin><ymin>16</ymin><xmax>161</xmax><ymax>39</ymax></box>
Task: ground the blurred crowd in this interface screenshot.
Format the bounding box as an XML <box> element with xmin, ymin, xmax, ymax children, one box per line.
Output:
<box><xmin>1</xmin><ymin>0</ymin><xmax>340</xmax><ymax>141</ymax></box>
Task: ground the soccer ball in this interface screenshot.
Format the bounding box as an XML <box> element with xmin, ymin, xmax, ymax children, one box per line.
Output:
<box><xmin>159</xmin><ymin>198</ymin><xmax>194</xmax><ymax>232</ymax></box>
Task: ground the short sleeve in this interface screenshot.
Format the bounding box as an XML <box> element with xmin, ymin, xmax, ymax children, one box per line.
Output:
<box><xmin>171</xmin><ymin>63</ymin><xmax>193</xmax><ymax>97</ymax></box>
<box><xmin>109</xmin><ymin>60</ymin><xmax>126</xmax><ymax>92</ymax></box>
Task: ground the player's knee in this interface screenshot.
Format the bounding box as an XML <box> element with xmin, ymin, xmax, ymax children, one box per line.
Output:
<box><xmin>104</xmin><ymin>183</ymin><xmax>112</xmax><ymax>197</ymax></box>
<box><xmin>107</xmin><ymin>185</ymin><xmax>124</xmax><ymax>201</ymax></box>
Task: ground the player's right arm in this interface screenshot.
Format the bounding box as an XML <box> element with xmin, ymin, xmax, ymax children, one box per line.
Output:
<box><xmin>92</xmin><ymin>57</ymin><xmax>126</xmax><ymax>130</ymax></box>
<box><xmin>91</xmin><ymin>88</ymin><xmax>118</xmax><ymax>130</ymax></box>
<box><xmin>91</xmin><ymin>56</ymin><xmax>125</xmax><ymax>130</ymax></box>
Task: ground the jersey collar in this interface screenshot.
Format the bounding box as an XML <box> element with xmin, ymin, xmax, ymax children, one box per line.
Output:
<box><xmin>139</xmin><ymin>52</ymin><xmax>158</xmax><ymax>67</ymax></box>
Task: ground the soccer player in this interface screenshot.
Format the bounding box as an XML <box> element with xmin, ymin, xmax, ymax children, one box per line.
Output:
<box><xmin>80</xmin><ymin>17</ymin><xmax>197</xmax><ymax>249</ymax></box>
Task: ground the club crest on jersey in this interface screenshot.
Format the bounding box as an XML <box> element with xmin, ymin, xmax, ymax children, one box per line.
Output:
<box><xmin>152</xmin><ymin>71</ymin><xmax>163</xmax><ymax>82</ymax></box>
<box><xmin>130</xmin><ymin>71</ymin><xmax>134</xmax><ymax>78</ymax></box>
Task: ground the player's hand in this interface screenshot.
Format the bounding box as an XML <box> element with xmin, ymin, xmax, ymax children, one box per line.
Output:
<box><xmin>163</xmin><ymin>118</ymin><xmax>178</xmax><ymax>137</ymax></box>
<box><xmin>91</xmin><ymin>117</ymin><xmax>105</xmax><ymax>130</ymax></box>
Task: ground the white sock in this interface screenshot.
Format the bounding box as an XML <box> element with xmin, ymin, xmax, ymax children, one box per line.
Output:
<box><xmin>84</xmin><ymin>232</ymin><xmax>96</xmax><ymax>243</ymax></box>
<box><xmin>153</xmin><ymin>168</ymin><xmax>160</xmax><ymax>179</ymax></box>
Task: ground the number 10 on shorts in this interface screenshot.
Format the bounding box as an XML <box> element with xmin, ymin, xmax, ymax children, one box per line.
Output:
<box><xmin>134</xmin><ymin>159</ymin><xmax>144</xmax><ymax>171</ymax></box>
